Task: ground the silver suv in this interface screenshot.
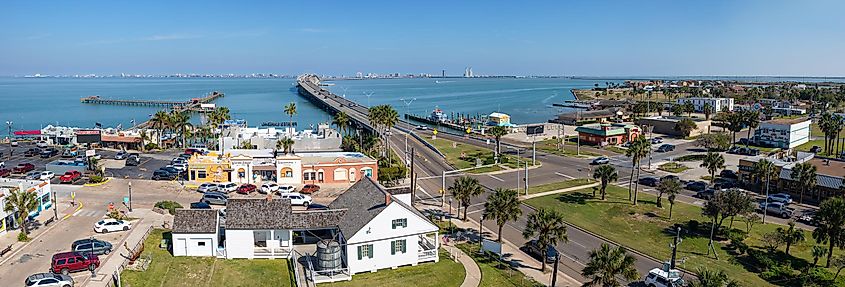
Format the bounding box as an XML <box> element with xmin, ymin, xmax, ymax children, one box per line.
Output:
<box><xmin>25</xmin><ymin>272</ymin><xmax>74</xmax><ymax>287</ymax></box>
<box><xmin>201</xmin><ymin>192</ymin><xmax>228</xmax><ymax>205</ymax></box>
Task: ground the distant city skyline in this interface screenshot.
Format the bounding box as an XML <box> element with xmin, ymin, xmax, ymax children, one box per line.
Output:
<box><xmin>3</xmin><ymin>1</ymin><xmax>845</xmax><ymax>77</ymax></box>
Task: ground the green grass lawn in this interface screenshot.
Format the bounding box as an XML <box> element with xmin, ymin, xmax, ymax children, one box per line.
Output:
<box><xmin>323</xmin><ymin>250</ymin><xmax>464</xmax><ymax>287</ymax></box>
<box><xmin>536</xmin><ymin>139</ymin><xmax>601</xmax><ymax>157</ymax></box>
<box><xmin>426</xmin><ymin>137</ymin><xmax>532</xmax><ymax>172</ymax></box>
<box><xmin>658</xmin><ymin>162</ymin><xmax>690</xmax><ymax>173</ymax></box>
<box><xmin>674</xmin><ymin>154</ymin><xmax>707</xmax><ymax>162</ymax></box>
<box><xmin>796</xmin><ymin>139</ymin><xmax>826</xmax><ymax>154</ymax></box>
<box><xmin>121</xmin><ymin>229</ymin><xmax>295</xmax><ymax>287</ymax></box>
<box><xmin>604</xmin><ymin>146</ymin><xmax>628</xmax><ymax>154</ymax></box>
<box><xmin>524</xmin><ymin>185</ymin><xmax>845</xmax><ymax>287</ymax></box>
<box><xmin>527</xmin><ymin>178</ymin><xmax>596</xmax><ymax>195</ymax></box>
<box><xmin>456</xmin><ymin>243</ymin><xmax>544</xmax><ymax>287</ymax></box>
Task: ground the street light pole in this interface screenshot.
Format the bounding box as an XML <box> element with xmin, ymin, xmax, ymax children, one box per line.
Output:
<box><xmin>5</xmin><ymin>121</ymin><xmax>12</xmax><ymax>160</ymax></box>
<box><xmin>128</xmin><ymin>181</ymin><xmax>133</xmax><ymax>212</ymax></box>
<box><xmin>52</xmin><ymin>190</ymin><xmax>58</xmax><ymax>220</ymax></box>
<box><xmin>400</xmin><ymin>98</ymin><xmax>416</xmax><ymax>164</ymax></box>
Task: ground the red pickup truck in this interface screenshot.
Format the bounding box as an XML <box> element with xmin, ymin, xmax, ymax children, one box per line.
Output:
<box><xmin>59</xmin><ymin>170</ymin><xmax>82</xmax><ymax>183</ymax></box>
<box><xmin>12</xmin><ymin>163</ymin><xmax>35</xmax><ymax>174</ymax></box>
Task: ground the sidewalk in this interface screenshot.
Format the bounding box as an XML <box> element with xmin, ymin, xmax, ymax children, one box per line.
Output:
<box><xmin>520</xmin><ymin>182</ymin><xmax>599</xmax><ymax>200</ymax></box>
<box><xmin>86</xmin><ymin>209</ymin><xmax>169</xmax><ymax>287</ymax></box>
<box><xmin>441</xmin><ymin>243</ymin><xmax>482</xmax><ymax>287</ymax></box>
<box><xmin>0</xmin><ymin>199</ymin><xmax>77</xmax><ymax>260</ymax></box>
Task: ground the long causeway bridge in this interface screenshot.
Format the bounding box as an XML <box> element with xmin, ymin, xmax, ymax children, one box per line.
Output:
<box><xmin>296</xmin><ymin>74</ymin><xmax>379</xmax><ymax>133</ymax></box>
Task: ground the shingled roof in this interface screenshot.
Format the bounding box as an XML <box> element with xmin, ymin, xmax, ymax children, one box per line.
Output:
<box><xmin>173</xmin><ymin>209</ymin><xmax>218</xmax><ymax>234</ymax></box>
<box><xmin>226</xmin><ymin>198</ymin><xmax>346</xmax><ymax>230</ymax></box>
<box><xmin>329</xmin><ymin>177</ymin><xmax>429</xmax><ymax>239</ymax></box>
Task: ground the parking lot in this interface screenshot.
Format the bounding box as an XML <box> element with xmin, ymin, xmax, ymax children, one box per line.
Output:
<box><xmin>0</xmin><ymin>142</ymin><xmax>180</xmax><ymax>183</ymax></box>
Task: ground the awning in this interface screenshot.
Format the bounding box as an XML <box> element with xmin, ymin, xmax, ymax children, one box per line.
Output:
<box><xmin>252</xmin><ymin>165</ymin><xmax>276</xmax><ymax>171</ymax></box>
<box><xmin>14</xmin><ymin>130</ymin><xmax>41</xmax><ymax>136</ymax></box>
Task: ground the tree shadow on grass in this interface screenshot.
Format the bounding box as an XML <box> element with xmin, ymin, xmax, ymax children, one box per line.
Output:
<box><xmin>555</xmin><ymin>193</ymin><xmax>592</xmax><ymax>205</ymax></box>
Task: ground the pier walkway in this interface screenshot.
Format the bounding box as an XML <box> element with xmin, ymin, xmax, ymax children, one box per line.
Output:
<box><xmin>81</xmin><ymin>91</ymin><xmax>224</xmax><ymax>112</ymax></box>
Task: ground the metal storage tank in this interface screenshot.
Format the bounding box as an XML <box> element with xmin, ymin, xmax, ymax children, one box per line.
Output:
<box><xmin>316</xmin><ymin>240</ymin><xmax>342</xmax><ymax>273</ymax></box>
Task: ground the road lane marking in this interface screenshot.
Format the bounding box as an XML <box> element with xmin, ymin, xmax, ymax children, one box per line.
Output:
<box><xmin>555</xmin><ymin>172</ymin><xmax>575</xmax><ymax>179</ymax></box>
<box><xmin>488</xmin><ymin>174</ymin><xmax>505</xmax><ymax>182</ymax></box>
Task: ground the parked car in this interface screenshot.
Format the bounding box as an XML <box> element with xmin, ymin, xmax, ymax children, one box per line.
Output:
<box><xmin>71</xmin><ymin>238</ymin><xmax>113</xmax><ymax>256</ymax></box>
<box><xmin>25</xmin><ymin>272</ymin><xmax>75</xmax><ymax>287</ymax></box>
<box><xmin>656</xmin><ymin>144</ymin><xmax>675</xmax><ymax>152</ymax></box>
<box><xmin>24</xmin><ymin>148</ymin><xmax>40</xmax><ymax>157</ymax></box>
<box><xmin>171</xmin><ymin>162</ymin><xmax>188</xmax><ymax>172</ymax></box>
<box><xmin>685</xmin><ymin>181</ymin><xmax>707</xmax><ymax>192</ymax></box>
<box><xmin>50</xmin><ymin>252</ymin><xmax>100</xmax><ymax>275</ymax></box>
<box><xmin>190</xmin><ymin>201</ymin><xmax>212</xmax><ymax>209</ymax></box>
<box><xmin>650</xmin><ymin>137</ymin><xmax>664</xmax><ymax>144</ymax></box>
<box><xmin>278</xmin><ymin>184</ymin><xmax>296</xmax><ymax>193</ymax></box>
<box><xmin>93</xmin><ymin>219</ymin><xmax>131</xmax><ymax>233</ymax></box>
<box><xmin>768</xmin><ymin>193</ymin><xmax>793</xmax><ymax>204</ymax></box>
<box><xmin>713</xmin><ymin>180</ymin><xmax>736</xmax><ymax>190</ymax></box>
<box><xmin>522</xmin><ymin>239</ymin><xmax>558</xmax><ymax>263</ymax></box>
<box><xmin>719</xmin><ymin>169</ymin><xmax>738</xmax><ymax>180</ymax></box>
<box><xmin>301</xmin><ymin>184</ymin><xmax>321</xmax><ymax>194</ymax></box>
<box><xmin>798</xmin><ymin>211</ymin><xmax>817</xmax><ymax>226</ymax></box>
<box><xmin>151</xmin><ymin>170</ymin><xmax>177</xmax><ymax>181</ymax></box>
<box><xmin>59</xmin><ymin>171</ymin><xmax>82</xmax><ymax>183</ymax></box>
<box><xmin>660</xmin><ymin>175</ymin><xmax>680</xmax><ymax>183</ymax></box>
<box><xmin>745</xmin><ymin>148</ymin><xmax>760</xmax><ymax>156</ymax></box>
<box><xmin>695</xmin><ymin>188</ymin><xmax>718</xmax><ymax>200</ymax></box>
<box><xmin>13</xmin><ymin>163</ymin><xmax>35</xmax><ymax>174</ymax></box>
<box><xmin>810</xmin><ymin>145</ymin><xmax>822</xmax><ymax>153</ymax></box>
<box><xmin>11</xmin><ymin>140</ymin><xmax>18</xmax><ymax>147</ymax></box>
<box><xmin>0</xmin><ymin>169</ymin><xmax>11</xmax><ymax>177</ymax></box>
<box><xmin>643</xmin><ymin>268</ymin><xmax>685</xmax><ymax>287</ymax></box>
<box><xmin>26</xmin><ymin>171</ymin><xmax>42</xmax><ymax>180</ymax></box>
<box><xmin>279</xmin><ymin>192</ymin><xmax>312</xmax><ymax>206</ymax></box>
<box><xmin>217</xmin><ymin>182</ymin><xmax>238</xmax><ymax>193</ymax></box>
<box><xmin>160</xmin><ymin>166</ymin><xmax>180</xmax><ymax>175</ymax></box>
<box><xmin>35</xmin><ymin>141</ymin><xmax>49</xmax><ymax>148</ymax></box>
<box><xmin>591</xmin><ymin>157</ymin><xmax>610</xmax><ymax>165</ymax></box>
<box><xmin>200</xmin><ymin>192</ymin><xmax>228</xmax><ymax>205</ymax></box>
<box><xmin>40</xmin><ymin>171</ymin><xmax>55</xmax><ymax>180</ymax></box>
<box><xmin>639</xmin><ymin>176</ymin><xmax>660</xmax><ymax>187</ymax></box>
<box><xmin>61</xmin><ymin>149</ymin><xmax>77</xmax><ymax>158</ymax></box>
<box><xmin>260</xmin><ymin>182</ymin><xmax>280</xmax><ymax>193</ymax></box>
<box><xmin>178</xmin><ymin>153</ymin><xmax>193</xmax><ymax>160</ymax></box>
<box><xmin>125</xmin><ymin>154</ymin><xmax>141</xmax><ymax>166</ymax></box>
<box><xmin>236</xmin><ymin>184</ymin><xmax>258</xmax><ymax>194</ymax></box>
<box><xmin>114</xmin><ymin>151</ymin><xmax>128</xmax><ymax>160</ymax></box>
<box><xmin>40</xmin><ymin>148</ymin><xmax>59</xmax><ymax>158</ymax></box>
<box><xmin>196</xmin><ymin>183</ymin><xmax>219</xmax><ymax>193</ymax></box>
<box><xmin>759</xmin><ymin>202</ymin><xmax>794</xmax><ymax>219</ymax></box>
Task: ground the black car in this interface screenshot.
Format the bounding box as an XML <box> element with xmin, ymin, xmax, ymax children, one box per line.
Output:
<box><xmin>810</xmin><ymin>146</ymin><xmax>822</xmax><ymax>153</ymax></box>
<box><xmin>695</xmin><ymin>188</ymin><xmax>717</xmax><ymax>200</ymax></box>
<box><xmin>657</xmin><ymin>144</ymin><xmax>675</xmax><ymax>152</ymax></box>
<box><xmin>661</xmin><ymin>175</ymin><xmax>680</xmax><ymax>183</ymax></box>
<box><xmin>685</xmin><ymin>181</ymin><xmax>707</xmax><ymax>192</ymax></box>
<box><xmin>40</xmin><ymin>148</ymin><xmax>58</xmax><ymax>158</ymax></box>
<box><xmin>719</xmin><ymin>169</ymin><xmax>738</xmax><ymax>180</ymax></box>
<box><xmin>190</xmin><ymin>202</ymin><xmax>212</xmax><ymax>209</ymax></box>
<box><xmin>152</xmin><ymin>170</ymin><xmax>176</xmax><ymax>180</ymax></box>
<box><xmin>522</xmin><ymin>239</ymin><xmax>558</xmax><ymax>263</ymax></box>
<box><xmin>639</xmin><ymin>176</ymin><xmax>660</xmax><ymax>187</ymax></box>
<box><xmin>160</xmin><ymin>166</ymin><xmax>180</xmax><ymax>175</ymax></box>
<box><xmin>713</xmin><ymin>179</ymin><xmax>736</xmax><ymax>189</ymax></box>
<box><xmin>24</xmin><ymin>148</ymin><xmax>40</xmax><ymax>157</ymax></box>
<box><xmin>72</xmin><ymin>238</ymin><xmax>113</xmax><ymax>255</ymax></box>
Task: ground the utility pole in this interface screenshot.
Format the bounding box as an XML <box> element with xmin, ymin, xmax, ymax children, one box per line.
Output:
<box><xmin>441</xmin><ymin>170</ymin><xmax>446</xmax><ymax>207</ymax></box>
<box><xmin>128</xmin><ymin>181</ymin><xmax>133</xmax><ymax>212</ymax></box>
<box><xmin>532</xmin><ymin>135</ymin><xmax>536</xmax><ymax>166</ymax></box>
<box><xmin>52</xmin><ymin>190</ymin><xmax>58</xmax><ymax>220</ymax></box>
<box><xmin>524</xmin><ymin>161</ymin><xmax>529</xmax><ymax>195</ymax></box>
<box><xmin>762</xmin><ymin>167</ymin><xmax>771</xmax><ymax>224</ymax></box>
<box><xmin>551</xmin><ymin>253</ymin><xmax>560</xmax><ymax>287</ymax></box>
<box><xmin>670</xmin><ymin>226</ymin><xmax>681</xmax><ymax>269</ymax></box>
<box><xmin>410</xmin><ymin>147</ymin><xmax>416</xmax><ymax>203</ymax></box>
<box><xmin>400</xmin><ymin>98</ymin><xmax>416</xmax><ymax>164</ymax></box>
<box><xmin>5</xmin><ymin>121</ymin><xmax>11</xmax><ymax>160</ymax></box>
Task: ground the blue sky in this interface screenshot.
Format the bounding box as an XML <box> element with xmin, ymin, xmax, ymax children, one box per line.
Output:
<box><xmin>2</xmin><ymin>0</ymin><xmax>844</xmax><ymax>76</ymax></box>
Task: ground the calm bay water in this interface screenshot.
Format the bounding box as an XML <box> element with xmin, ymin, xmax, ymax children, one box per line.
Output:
<box><xmin>0</xmin><ymin>77</ymin><xmax>607</xmax><ymax>131</ymax></box>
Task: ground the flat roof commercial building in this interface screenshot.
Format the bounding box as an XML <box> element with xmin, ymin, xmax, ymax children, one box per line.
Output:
<box><xmin>753</xmin><ymin>117</ymin><xmax>811</xmax><ymax>149</ymax></box>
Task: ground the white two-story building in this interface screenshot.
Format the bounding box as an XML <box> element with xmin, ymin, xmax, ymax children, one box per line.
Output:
<box><xmin>753</xmin><ymin>117</ymin><xmax>811</xmax><ymax>149</ymax></box>
<box><xmin>676</xmin><ymin>97</ymin><xmax>734</xmax><ymax>112</ymax></box>
<box><xmin>171</xmin><ymin>177</ymin><xmax>439</xmax><ymax>284</ymax></box>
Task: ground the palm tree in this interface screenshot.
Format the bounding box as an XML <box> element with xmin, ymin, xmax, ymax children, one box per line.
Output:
<box><xmin>726</xmin><ymin>112</ymin><xmax>744</xmax><ymax>146</ymax></box>
<box><xmin>522</xmin><ymin>208</ymin><xmax>568</xmax><ymax>272</ymax></box>
<box><xmin>791</xmin><ymin>162</ymin><xmax>817</xmax><ymax>204</ymax></box>
<box><xmin>333</xmin><ymin>111</ymin><xmax>350</xmax><ymax>136</ymax></box>
<box><xmin>284</xmin><ymin>102</ymin><xmax>297</xmax><ymax>132</ymax></box>
<box><xmin>812</xmin><ymin>245</ymin><xmax>828</xmax><ymax>267</ymax></box>
<box><xmin>149</xmin><ymin>111</ymin><xmax>170</xmax><ymax>147</ymax></box>
<box><xmin>276</xmin><ymin>137</ymin><xmax>294</xmax><ymax>155</ymax></box>
<box><xmin>752</xmin><ymin>159</ymin><xmax>777</xmax><ymax>223</ymax></box>
<box><xmin>581</xmin><ymin>243</ymin><xmax>639</xmax><ymax>287</ymax></box>
<box><xmin>483</xmin><ymin>188</ymin><xmax>522</xmax><ymax>242</ymax></box>
<box><xmin>449</xmin><ymin>176</ymin><xmax>483</xmax><ymax>221</ymax></box>
<box><xmin>487</xmin><ymin>126</ymin><xmax>508</xmax><ymax>164</ymax></box>
<box><xmin>688</xmin><ymin>269</ymin><xmax>739</xmax><ymax>287</ymax></box>
<box><xmin>170</xmin><ymin>111</ymin><xmax>192</xmax><ymax>148</ymax></box>
<box><xmin>777</xmin><ymin>221</ymin><xmax>805</xmax><ymax>255</ymax></box>
<box><xmin>743</xmin><ymin>110</ymin><xmax>760</xmax><ymax>148</ymax></box>
<box><xmin>658</xmin><ymin>178</ymin><xmax>682</xmax><ymax>219</ymax></box>
<box><xmin>674</xmin><ymin>118</ymin><xmax>698</xmax><ymax>138</ymax></box>
<box><xmin>703</xmin><ymin>102</ymin><xmax>714</xmax><ymax>121</ymax></box>
<box><xmin>701</xmin><ymin>152</ymin><xmax>725</xmax><ymax>185</ymax></box>
<box><xmin>591</xmin><ymin>165</ymin><xmax>617</xmax><ymax>200</ymax></box>
<box><xmin>625</xmin><ymin>136</ymin><xmax>649</xmax><ymax>205</ymax></box>
<box><xmin>813</xmin><ymin>197</ymin><xmax>845</xmax><ymax>267</ymax></box>
<box><xmin>2</xmin><ymin>187</ymin><xmax>39</xmax><ymax>238</ymax></box>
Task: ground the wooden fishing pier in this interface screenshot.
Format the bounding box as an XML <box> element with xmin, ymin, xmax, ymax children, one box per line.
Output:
<box><xmin>80</xmin><ymin>91</ymin><xmax>224</xmax><ymax>112</ymax></box>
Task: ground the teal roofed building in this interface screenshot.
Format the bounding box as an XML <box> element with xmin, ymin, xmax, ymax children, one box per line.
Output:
<box><xmin>575</xmin><ymin>123</ymin><xmax>641</xmax><ymax>146</ymax></box>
